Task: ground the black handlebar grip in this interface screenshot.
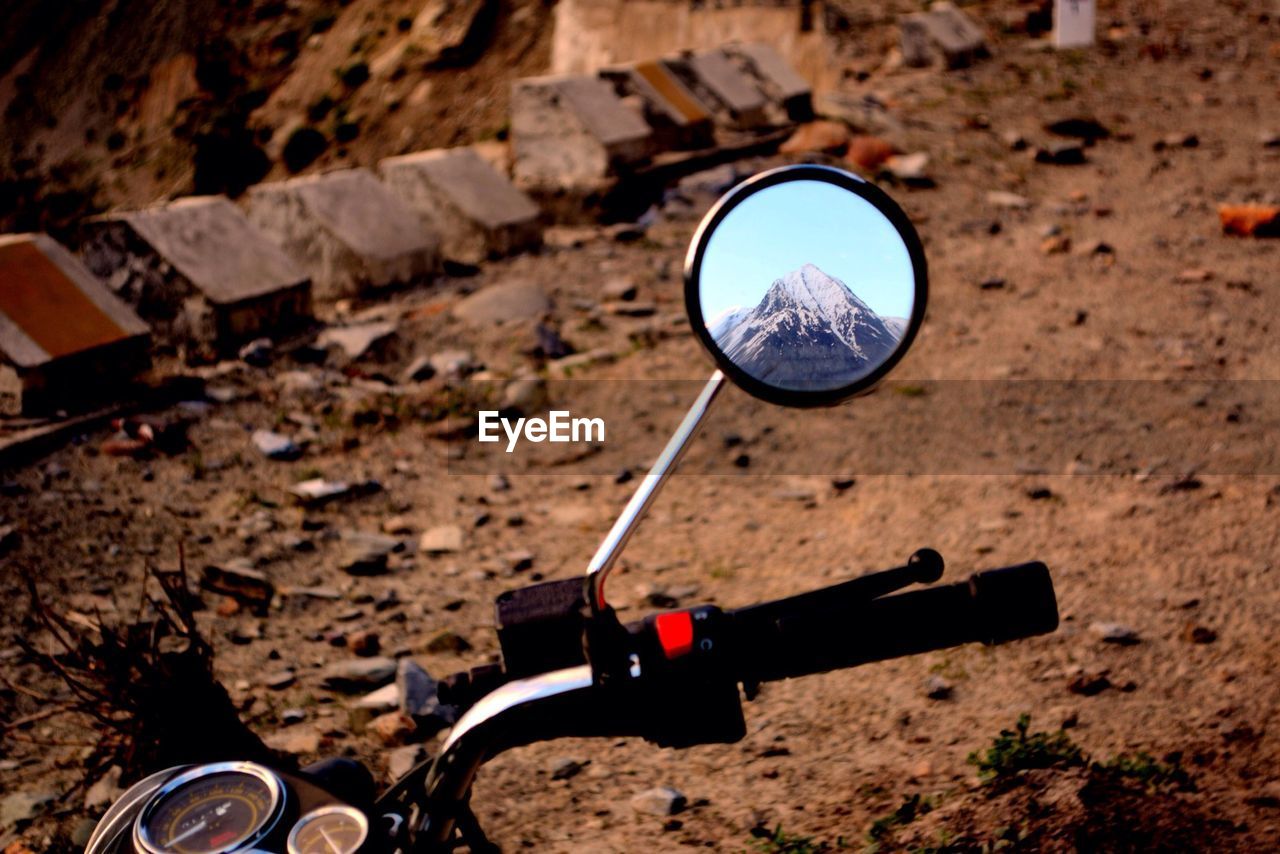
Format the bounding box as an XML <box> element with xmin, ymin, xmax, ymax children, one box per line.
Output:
<box><xmin>728</xmin><ymin>562</ymin><xmax>1058</xmax><ymax>685</ymax></box>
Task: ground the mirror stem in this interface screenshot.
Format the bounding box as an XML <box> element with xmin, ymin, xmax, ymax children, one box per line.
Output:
<box><xmin>585</xmin><ymin>370</ymin><xmax>726</xmax><ymax>613</ymax></box>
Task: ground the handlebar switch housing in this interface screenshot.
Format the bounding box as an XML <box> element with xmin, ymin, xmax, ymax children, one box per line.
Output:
<box><xmin>631</xmin><ymin>606</ymin><xmax>747</xmax><ymax>748</ymax></box>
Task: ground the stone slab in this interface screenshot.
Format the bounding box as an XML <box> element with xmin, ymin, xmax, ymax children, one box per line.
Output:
<box><xmin>245</xmin><ymin>168</ymin><xmax>440</xmax><ymax>300</ymax></box>
<box><xmin>901</xmin><ymin>2</ymin><xmax>989</xmax><ymax>69</ymax></box>
<box><xmin>726</xmin><ymin>43</ymin><xmax>813</xmax><ymax>122</ymax></box>
<box><xmin>668</xmin><ymin>50</ymin><xmax>769</xmax><ymax>130</ymax></box>
<box><xmin>0</xmin><ymin>233</ymin><xmax>150</xmax><ymax>414</ymax></box>
<box><xmin>601</xmin><ymin>61</ymin><xmax>715</xmax><ymax>151</ymax></box>
<box><xmin>511</xmin><ymin>74</ymin><xmax>654</xmax><ymax>192</ymax></box>
<box><xmin>80</xmin><ymin>196</ymin><xmax>313</xmax><ymax>349</ymax></box>
<box><xmin>379</xmin><ymin>147</ymin><xmax>542</xmax><ymax>264</ymax></box>
<box><xmin>111</xmin><ymin>197</ymin><xmax>309</xmax><ymax>306</ymax></box>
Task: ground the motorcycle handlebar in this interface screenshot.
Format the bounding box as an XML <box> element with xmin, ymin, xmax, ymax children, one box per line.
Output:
<box><xmin>726</xmin><ymin>562</ymin><xmax>1058</xmax><ymax>685</ymax></box>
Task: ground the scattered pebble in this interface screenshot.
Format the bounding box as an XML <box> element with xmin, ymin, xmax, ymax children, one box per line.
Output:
<box><xmin>630</xmin><ymin>786</ymin><xmax>687</xmax><ymax>817</ymax></box>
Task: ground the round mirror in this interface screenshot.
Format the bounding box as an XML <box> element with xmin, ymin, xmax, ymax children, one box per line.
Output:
<box><xmin>684</xmin><ymin>164</ymin><xmax>927</xmax><ymax>407</ymax></box>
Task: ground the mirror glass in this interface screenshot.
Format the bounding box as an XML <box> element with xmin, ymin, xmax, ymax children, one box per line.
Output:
<box><xmin>687</xmin><ymin>167</ymin><xmax>926</xmax><ymax>406</ymax></box>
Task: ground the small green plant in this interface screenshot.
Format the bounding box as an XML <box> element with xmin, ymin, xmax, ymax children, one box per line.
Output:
<box><xmin>749</xmin><ymin>824</ymin><xmax>846</xmax><ymax>853</ymax></box>
<box><xmin>967</xmin><ymin>714</ymin><xmax>1086</xmax><ymax>783</ymax></box>
<box><xmin>1093</xmin><ymin>752</ymin><xmax>1194</xmax><ymax>792</ymax></box>
<box><xmin>867</xmin><ymin>793</ymin><xmax>935</xmax><ymax>846</ymax></box>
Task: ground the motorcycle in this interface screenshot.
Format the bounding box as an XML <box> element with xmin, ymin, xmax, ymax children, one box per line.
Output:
<box><xmin>86</xmin><ymin>164</ymin><xmax>1059</xmax><ymax>854</ymax></box>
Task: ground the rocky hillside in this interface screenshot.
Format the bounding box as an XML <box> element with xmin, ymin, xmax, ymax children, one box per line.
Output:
<box><xmin>0</xmin><ymin>0</ymin><xmax>554</xmax><ymax>236</ymax></box>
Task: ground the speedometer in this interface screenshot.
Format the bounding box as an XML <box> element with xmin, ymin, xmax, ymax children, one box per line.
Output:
<box><xmin>133</xmin><ymin>762</ymin><xmax>285</xmax><ymax>853</ymax></box>
<box><xmin>287</xmin><ymin>805</ymin><xmax>368</xmax><ymax>854</ymax></box>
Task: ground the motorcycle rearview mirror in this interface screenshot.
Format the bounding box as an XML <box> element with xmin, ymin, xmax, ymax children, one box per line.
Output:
<box><xmin>686</xmin><ymin>163</ymin><xmax>928</xmax><ymax>406</ymax></box>
<box><xmin>584</xmin><ymin>164</ymin><xmax>928</xmax><ymax>623</ymax></box>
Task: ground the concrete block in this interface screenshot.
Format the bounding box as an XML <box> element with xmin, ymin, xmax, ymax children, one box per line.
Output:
<box><xmin>600</xmin><ymin>61</ymin><xmax>715</xmax><ymax>151</ymax></box>
<box><xmin>725</xmin><ymin>43</ymin><xmax>813</xmax><ymax>123</ymax></box>
<box><xmin>79</xmin><ymin>196</ymin><xmax>312</xmax><ymax>351</ymax></box>
<box><xmin>666</xmin><ymin>49</ymin><xmax>770</xmax><ymax>130</ymax></box>
<box><xmin>510</xmin><ymin>74</ymin><xmax>654</xmax><ymax>193</ymax></box>
<box><xmin>245</xmin><ymin>169</ymin><xmax>440</xmax><ymax>300</ymax></box>
<box><xmin>901</xmin><ymin>2</ymin><xmax>989</xmax><ymax>69</ymax></box>
<box><xmin>379</xmin><ymin>147</ymin><xmax>541</xmax><ymax>265</ymax></box>
<box><xmin>0</xmin><ymin>233</ymin><xmax>150</xmax><ymax>415</ymax></box>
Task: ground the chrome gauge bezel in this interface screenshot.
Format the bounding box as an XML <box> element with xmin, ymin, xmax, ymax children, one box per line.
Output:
<box><xmin>133</xmin><ymin>761</ymin><xmax>287</xmax><ymax>854</ymax></box>
<box><xmin>286</xmin><ymin>804</ymin><xmax>369</xmax><ymax>854</ymax></box>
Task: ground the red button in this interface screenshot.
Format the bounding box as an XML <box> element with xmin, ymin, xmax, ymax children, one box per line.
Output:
<box><xmin>654</xmin><ymin>611</ymin><xmax>695</xmax><ymax>658</ymax></box>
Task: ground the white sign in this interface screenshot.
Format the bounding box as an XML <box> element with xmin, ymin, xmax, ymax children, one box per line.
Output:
<box><xmin>1054</xmin><ymin>0</ymin><xmax>1095</xmax><ymax>48</ymax></box>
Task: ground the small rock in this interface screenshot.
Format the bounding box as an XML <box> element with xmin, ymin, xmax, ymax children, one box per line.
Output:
<box><xmin>504</xmin><ymin>550</ymin><xmax>535</xmax><ymax>573</ymax></box>
<box><xmin>382</xmin><ymin>516</ymin><xmax>412</xmax><ymax>535</ymax></box>
<box><xmin>280</xmin><ymin>708</ymin><xmax>306</xmax><ymax>726</ymax></box>
<box><xmin>386</xmin><ymin>744</ymin><xmax>430</xmax><ymax>778</ymax></box>
<box><xmin>321</xmin><ymin>657</ymin><xmax>398</xmax><ymax>692</ymax></box>
<box><xmin>289</xmin><ymin>478</ymin><xmax>380</xmax><ymax>506</ymax></box>
<box><xmin>1035</xmin><ymin>142</ymin><xmax>1087</xmax><ymax>165</ymax></box>
<box><xmin>551</xmin><ymin>757</ymin><xmax>587</xmax><ymax>780</ymax></box>
<box><xmin>1217</xmin><ymin>203</ymin><xmax>1280</xmax><ymax>238</ymax></box>
<box><xmin>402</xmin><ymin>355</ymin><xmax>436</xmax><ymax>382</ymax></box>
<box><xmin>987</xmin><ymin>190</ymin><xmax>1032</xmax><ymax>210</ymax></box>
<box><xmin>265</xmin><ymin>669</ymin><xmax>297</xmax><ymax>690</ymax></box>
<box><xmin>425</xmin><ymin>630</ymin><xmax>472</xmax><ymax>654</ymax></box>
<box><xmin>604</xmin><ymin>301</ymin><xmax>657</xmax><ymax>317</ymax></box>
<box><xmin>501</xmin><ymin>377</ymin><xmax>548</xmax><ymax>412</ymax></box>
<box><xmin>340</xmin><ymin>532</ymin><xmax>401</xmax><ymax>576</ymax></box>
<box><xmin>201</xmin><ymin>562</ymin><xmax>275</xmax><ymax>612</ymax></box>
<box><xmin>1067</xmin><ymin>671</ymin><xmax>1112</xmax><ymax>696</ymax></box>
<box><xmin>1041</xmin><ymin>235</ymin><xmax>1071</xmax><ymax>254</ymax></box>
<box><xmin>1001</xmin><ymin>130</ymin><xmax>1028</xmax><ymax>151</ymax></box>
<box><xmin>631</xmin><ymin>786</ymin><xmax>687</xmax><ymax>817</ymax></box>
<box><xmin>268</xmin><ymin>730</ymin><xmax>321</xmax><ymax>755</ymax></box>
<box><xmin>453</xmin><ymin>281</ymin><xmax>551</xmax><ymax>325</ymax></box>
<box><xmin>979</xmin><ymin>277</ymin><xmax>1006</xmax><ymax>290</ymax></box>
<box><xmin>846</xmin><ymin>135</ymin><xmax>896</xmax><ymax>171</ymax></box>
<box><xmin>1044</xmin><ymin>116</ymin><xmax>1111</xmax><ymax>141</ymax></box>
<box><xmin>1182</xmin><ymin>623</ymin><xmax>1218</xmax><ymax>644</ymax></box>
<box><xmin>779</xmin><ymin>120</ymin><xmax>852</xmax><ymax>155</ymax></box>
<box><xmin>924</xmin><ymin>674</ymin><xmax>953</xmax><ymax>700</ymax></box>
<box><xmin>354</xmin><ymin>683</ymin><xmax>400</xmax><ymax>714</ymax></box>
<box><xmin>1089</xmin><ymin>622</ymin><xmax>1140</xmax><ymax>645</ymax></box>
<box><xmin>883</xmin><ymin>152</ymin><xmax>931</xmax><ymax>184</ymax></box>
<box><xmin>1260</xmin><ymin>130</ymin><xmax>1280</xmax><ymax>148</ymax></box>
<box><xmin>1153</xmin><ymin>132</ymin><xmax>1199</xmax><ymax>151</ymax></box>
<box><xmin>252</xmin><ymin>429</ymin><xmax>301</xmax><ymax>461</ymax></box>
<box><xmin>1</xmin><ymin>791</ymin><xmax>56</xmax><ymax>830</ymax></box>
<box><xmin>278</xmin><ymin>370</ymin><xmax>322</xmax><ymax>393</ymax></box>
<box><xmin>317</xmin><ymin>321</ymin><xmax>398</xmax><ymax>362</ymax></box>
<box><xmin>533</xmin><ymin>324</ymin><xmax>574</xmax><ymax>359</ymax></box>
<box><xmin>602</xmin><ymin>277</ymin><xmax>638</xmax><ymax>302</ymax></box>
<box><xmin>419</xmin><ymin>526</ymin><xmax>464</xmax><ymax>555</ymax></box>
<box><xmin>349</xmin><ymin>630</ymin><xmax>381</xmax><ymax>657</ymax></box>
<box><xmin>428</xmin><ymin>349</ymin><xmax>476</xmax><ymax>379</ymax></box>
<box><xmin>368</xmin><ymin>710</ymin><xmax>416</xmax><ymax>745</ymax></box>
<box><xmin>1176</xmin><ymin>268</ymin><xmax>1214</xmax><ymax>283</ymax></box>
<box><xmin>84</xmin><ymin>766</ymin><xmax>123</xmax><ymax>812</ymax></box>
<box><xmin>548</xmin><ymin>348</ymin><xmax>615</xmax><ymax>377</ymax></box>
<box><xmin>238</xmin><ymin>337</ymin><xmax>274</xmax><ymax>366</ymax></box>
<box><xmin>71</xmin><ymin>817</ymin><xmax>99</xmax><ymax>848</ymax></box>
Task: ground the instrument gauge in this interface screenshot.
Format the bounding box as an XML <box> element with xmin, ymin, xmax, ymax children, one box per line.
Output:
<box><xmin>133</xmin><ymin>762</ymin><xmax>285</xmax><ymax>853</ymax></box>
<box><xmin>287</xmin><ymin>805</ymin><xmax>369</xmax><ymax>854</ymax></box>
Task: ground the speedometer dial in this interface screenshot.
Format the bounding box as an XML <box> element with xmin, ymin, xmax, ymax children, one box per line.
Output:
<box><xmin>134</xmin><ymin>762</ymin><xmax>285</xmax><ymax>853</ymax></box>
<box><xmin>287</xmin><ymin>805</ymin><xmax>368</xmax><ymax>854</ymax></box>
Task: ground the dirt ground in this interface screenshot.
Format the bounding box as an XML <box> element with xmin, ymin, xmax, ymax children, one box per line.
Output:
<box><xmin>4</xmin><ymin>1</ymin><xmax>1280</xmax><ymax>851</ymax></box>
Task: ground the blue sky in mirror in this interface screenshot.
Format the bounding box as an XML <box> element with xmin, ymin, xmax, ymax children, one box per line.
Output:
<box><xmin>698</xmin><ymin>180</ymin><xmax>915</xmax><ymax>327</ymax></box>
